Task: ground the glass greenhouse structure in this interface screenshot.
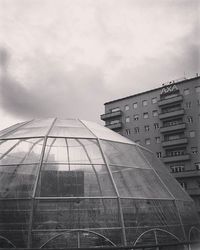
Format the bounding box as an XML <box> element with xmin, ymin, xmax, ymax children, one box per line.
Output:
<box><xmin>0</xmin><ymin>118</ymin><xmax>199</xmax><ymax>249</ymax></box>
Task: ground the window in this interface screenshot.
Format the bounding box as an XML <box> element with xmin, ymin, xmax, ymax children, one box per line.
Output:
<box><xmin>187</xmin><ymin>116</ymin><xmax>193</xmax><ymax>123</ymax></box>
<box><xmin>152</xmin><ymin>110</ymin><xmax>158</xmax><ymax>117</ymax></box>
<box><xmin>134</xmin><ymin>114</ymin><xmax>139</xmax><ymax>121</ymax></box>
<box><xmin>166</xmin><ymin>149</ymin><xmax>186</xmax><ymax>157</ymax></box>
<box><xmin>189</xmin><ymin>131</ymin><xmax>195</xmax><ymax>138</ymax></box>
<box><xmin>170</xmin><ymin>165</ymin><xmax>185</xmax><ymax>173</ymax></box>
<box><xmin>111</xmin><ymin>107</ymin><xmax>120</xmax><ymax>112</ymax></box>
<box><xmin>125</xmin><ymin>116</ymin><xmax>130</xmax><ymax>123</ymax></box>
<box><xmin>161</xmin><ymin>104</ymin><xmax>181</xmax><ymax>114</ymax></box>
<box><xmin>195</xmin><ymin>162</ymin><xmax>200</xmax><ymax>170</ymax></box>
<box><xmin>156</xmin><ymin>152</ymin><xmax>162</xmax><ymax>158</ymax></box>
<box><xmin>145</xmin><ymin>138</ymin><xmax>151</xmax><ymax>145</ymax></box>
<box><xmin>152</xmin><ymin>97</ymin><xmax>157</xmax><ymax>104</ymax></box>
<box><xmin>125</xmin><ymin>105</ymin><xmax>129</xmax><ymax>111</ymax></box>
<box><xmin>195</xmin><ymin>86</ymin><xmax>200</xmax><ymax>92</ymax></box>
<box><xmin>125</xmin><ymin>129</ymin><xmax>131</xmax><ymax>135</ymax></box>
<box><xmin>133</xmin><ymin>102</ymin><xmax>138</xmax><ymax>109</ymax></box>
<box><xmin>134</xmin><ymin>127</ymin><xmax>140</xmax><ymax>134</ymax></box>
<box><xmin>143</xmin><ymin>112</ymin><xmax>149</xmax><ymax>119</ymax></box>
<box><xmin>191</xmin><ymin>147</ymin><xmax>198</xmax><ymax>154</ymax></box>
<box><xmin>135</xmin><ymin>140</ymin><xmax>140</xmax><ymax>144</ymax></box>
<box><xmin>186</xmin><ymin>102</ymin><xmax>191</xmax><ymax>108</ymax></box>
<box><xmin>154</xmin><ymin>123</ymin><xmax>159</xmax><ymax>129</ymax></box>
<box><xmin>180</xmin><ymin>182</ymin><xmax>187</xmax><ymax>190</ymax></box>
<box><xmin>155</xmin><ymin>137</ymin><xmax>160</xmax><ymax>143</ymax></box>
<box><xmin>165</xmin><ymin>133</ymin><xmax>183</xmax><ymax>141</ymax></box>
<box><xmin>184</xmin><ymin>88</ymin><xmax>190</xmax><ymax>95</ymax></box>
<box><xmin>144</xmin><ymin>125</ymin><xmax>150</xmax><ymax>132</ymax></box>
<box><xmin>142</xmin><ymin>100</ymin><xmax>148</xmax><ymax>106</ymax></box>
<box><xmin>163</xmin><ymin>119</ymin><xmax>182</xmax><ymax>127</ymax></box>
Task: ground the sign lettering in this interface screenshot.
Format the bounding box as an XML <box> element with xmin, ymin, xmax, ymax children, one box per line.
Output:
<box><xmin>161</xmin><ymin>84</ymin><xmax>178</xmax><ymax>95</ymax></box>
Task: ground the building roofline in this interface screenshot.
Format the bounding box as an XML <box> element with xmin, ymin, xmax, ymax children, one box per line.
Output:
<box><xmin>104</xmin><ymin>75</ymin><xmax>200</xmax><ymax>105</ymax></box>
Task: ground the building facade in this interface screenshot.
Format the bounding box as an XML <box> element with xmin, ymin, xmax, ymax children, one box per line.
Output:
<box><xmin>101</xmin><ymin>75</ymin><xmax>200</xmax><ymax>213</ymax></box>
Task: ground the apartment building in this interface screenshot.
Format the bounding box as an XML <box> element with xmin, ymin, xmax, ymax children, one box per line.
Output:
<box><xmin>101</xmin><ymin>75</ymin><xmax>200</xmax><ymax>212</ymax></box>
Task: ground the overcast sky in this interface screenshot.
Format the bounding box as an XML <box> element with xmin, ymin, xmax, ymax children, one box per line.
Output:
<box><xmin>0</xmin><ymin>0</ymin><xmax>199</xmax><ymax>130</ymax></box>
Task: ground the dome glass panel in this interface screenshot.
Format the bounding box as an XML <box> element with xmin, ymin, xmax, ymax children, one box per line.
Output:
<box><xmin>0</xmin><ymin>118</ymin><xmax>199</xmax><ymax>249</ymax></box>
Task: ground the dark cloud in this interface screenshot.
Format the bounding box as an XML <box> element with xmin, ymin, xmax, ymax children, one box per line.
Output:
<box><xmin>0</xmin><ymin>25</ymin><xmax>199</xmax><ymax>122</ymax></box>
<box><xmin>0</xmin><ymin>8</ymin><xmax>199</xmax><ymax>123</ymax></box>
<box><xmin>0</xmin><ymin>48</ymin><xmax>107</xmax><ymax>121</ymax></box>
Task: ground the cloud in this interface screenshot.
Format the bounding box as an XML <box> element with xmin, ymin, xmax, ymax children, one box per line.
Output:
<box><xmin>0</xmin><ymin>48</ymin><xmax>107</xmax><ymax>121</ymax></box>
<box><xmin>0</xmin><ymin>0</ymin><xmax>199</xmax><ymax>127</ymax></box>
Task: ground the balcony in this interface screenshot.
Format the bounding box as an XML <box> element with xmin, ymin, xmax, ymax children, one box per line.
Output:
<box><xmin>159</xmin><ymin>108</ymin><xmax>185</xmax><ymax>120</ymax></box>
<box><xmin>101</xmin><ymin>110</ymin><xmax>122</xmax><ymax>121</ymax></box>
<box><xmin>172</xmin><ymin>170</ymin><xmax>200</xmax><ymax>178</ymax></box>
<box><xmin>158</xmin><ymin>95</ymin><xmax>183</xmax><ymax>107</ymax></box>
<box><xmin>187</xmin><ymin>188</ymin><xmax>200</xmax><ymax>196</ymax></box>
<box><xmin>160</xmin><ymin>123</ymin><xmax>186</xmax><ymax>133</ymax></box>
<box><xmin>163</xmin><ymin>154</ymin><xmax>191</xmax><ymax>163</ymax></box>
<box><xmin>162</xmin><ymin>137</ymin><xmax>188</xmax><ymax>147</ymax></box>
<box><xmin>105</xmin><ymin>122</ymin><xmax>122</xmax><ymax>130</ymax></box>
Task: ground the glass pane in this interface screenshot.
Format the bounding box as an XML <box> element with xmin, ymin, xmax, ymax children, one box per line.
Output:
<box><xmin>52</xmin><ymin>118</ymin><xmax>84</xmax><ymax>128</ymax></box>
<box><xmin>4</xmin><ymin>119</ymin><xmax>54</xmax><ymax>138</ymax></box>
<box><xmin>43</xmin><ymin>138</ymin><xmax>69</xmax><ymax>163</ymax></box>
<box><xmin>36</xmin><ymin>164</ymin><xmax>115</xmax><ymax>197</ymax></box>
<box><xmin>0</xmin><ymin>140</ymin><xmax>19</xmax><ymax>158</ymax></box>
<box><xmin>41</xmin><ymin>231</ymin><xmax>78</xmax><ymax>248</ymax></box>
<box><xmin>0</xmin><ymin>139</ymin><xmax>44</xmax><ymax>165</ymax></box>
<box><xmin>0</xmin><ymin>231</ymin><xmax>28</xmax><ymax>248</ymax></box>
<box><xmin>0</xmin><ymin>122</ymin><xmax>26</xmax><ymax>138</ymax></box>
<box><xmin>32</xmin><ymin>229</ymin><xmax>121</xmax><ymax>248</ymax></box>
<box><xmin>68</xmin><ymin>139</ymin><xmax>91</xmax><ymax>164</ymax></box>
<box><xmin>111</xmin><ymin>166</ymin><xmax>171</xmax><ymax>199</ymax></box>
<box><xmin>31</xmin><ymin>232</ymin><xmax>59</xmax><ymax>248</ymax></box>
<box><xmin>0</xmin><ymin>200</ymin><xmax>31</xmax><ymax>230</ymax></box>
<box><xmin>68</xmin><ymin>139</ymin><xmax>104</xmax><ymax>164</ymax></box>
<box><xmin>126</xmin><ymin>227</ymin><xmax>184</xmax><ymax>247</ymax></box>
<box><xmin>49</xmin><ymin>119</ymin><xmax>94</xmax><ymax>138</ymax></box>
<box><xmin>33</xmin><ymin>199</ymin><xmax>120</xmax><ymax>230</ymax></box>
<box><xmin>5</xmin><ymin>128</ymin><xmax>47</xmax><ymax>138</ymax></box>
<box><xmin>0</xmin><ymin>200</ymin><xmax>31</xmax><ymax>248</ymax></box>
<box><xmin>176</xmin><ymin>200</ymin><xmax>200</xmax><ymax>235</ymax></box>
<box><xmin>135</xmin><ymin>230</ymin><xmax>157</xmax><ymax>246</ymax></box>
<box><xmin>81</xmin><ymin>120</ymin><xmax>133</xmax><ymax>144</ymax></box>
<box><xmin>50</xmin><ymin>127</ymin><xmax>94</xmax><ymax>138</ymax></box>
<box><xmin>24</xmin><ymin>119</ymin><xmax>54</xmax><ymax>128</ymax></box>
<box><xmin>80</xmin><ymin>230</ymin><xmax>116</xmax><ymax>247</ymax></box>
<box><xmin>139</xmin><ymin>147</ymin><xmax>191</xmax><ymax>201</ymax></box>
<box><xmin>94</xmin><ymin>229</ymin><xmax>123</xmax><ymax>246</ymax></box>
<box><xmin>121</xmin><ymin>199</ymin><xmax>181</xmax><ymax>228</ymax></box>
<box><xmin>0</xmin><ymin>236</ymin><xmax>16</xmax><ymax>248</ymax></box>
<box><xmin>0</xmin><ymin>164</ymin><xmax>39</xmax><ymax>198</ymax></box>
<box><xmin>44</xmin><ymin>139</ymin><xmax>104</xmax><ymax>165</ymax></box>
<box><xmin>156</xmin><ymin>230</ymin><xmax>181</xmax><ymax>244</ymax></box>
<box><xmin>101</xmin><ymin>140</ymin><xmax>150</xmax><ymax>169</ymax></box>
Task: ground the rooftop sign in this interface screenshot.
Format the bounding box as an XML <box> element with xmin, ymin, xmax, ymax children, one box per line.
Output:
<box><xmin>161</xmin><ymin>84</ymin><xmax>179</xmax><ymax>95</ymax></box>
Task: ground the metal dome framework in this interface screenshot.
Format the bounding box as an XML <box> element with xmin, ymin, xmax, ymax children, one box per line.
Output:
<box><xmin>0</xmin><ymin>118</ymin><xmax>199</xmax><ymax>249</ymax></box>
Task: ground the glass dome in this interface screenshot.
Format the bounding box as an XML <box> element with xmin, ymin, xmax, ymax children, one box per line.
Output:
<box><xmin>0</xmin><ymin>118</ymin><xmax>199</xmax><ymax>249</ymax></box>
